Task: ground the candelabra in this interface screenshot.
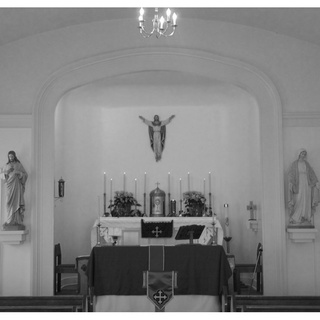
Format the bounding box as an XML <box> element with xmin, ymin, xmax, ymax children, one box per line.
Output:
<box><xmin>138</xmin><ymin>8</ymin><xmax>177</xmax><ymax>38</ymax></box>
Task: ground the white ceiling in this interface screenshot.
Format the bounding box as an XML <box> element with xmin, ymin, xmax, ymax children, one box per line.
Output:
<box><xmin>0</xmin><ymin>7</ymin><xmax>320</xmax><ymax>47</ymax></box>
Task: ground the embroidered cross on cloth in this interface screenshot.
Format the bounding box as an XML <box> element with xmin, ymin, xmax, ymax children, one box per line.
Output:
<box><xmin>143</xmin><ymin>246</ymin><xmax>177</xmax><ymax>312</ymax></box>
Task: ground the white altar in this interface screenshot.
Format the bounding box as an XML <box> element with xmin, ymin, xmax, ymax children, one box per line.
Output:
<box><xmin>91</xmin><ymin>217</ymin><xmax>223</xmax><ymax>247</ymax></box>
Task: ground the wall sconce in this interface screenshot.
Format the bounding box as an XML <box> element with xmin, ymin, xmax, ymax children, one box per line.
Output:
<box><xmin>246</xmin><ymin>201</ymin><xmax>258</xmax><ymax>232</ymax></box>
<box><xmin>55</xmin><ymin>177</ymin><xmax>65</xmax><ymax>199</ymax></box>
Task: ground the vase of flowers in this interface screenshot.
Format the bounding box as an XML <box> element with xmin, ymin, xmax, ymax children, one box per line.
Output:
<box><xmin>109</xmin><ymin>191</ymin><xmax>142</xmax><ymax>217</ymax></box>
<box><xmin>183</xmin><ymin>191</ymin><xmax>206</xmax><ymax>217</ymax></box>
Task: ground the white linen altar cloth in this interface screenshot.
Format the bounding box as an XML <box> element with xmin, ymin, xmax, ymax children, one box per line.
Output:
<box><xmin>91</xmin><ymin>217</ymin><xmax>223</xmax><ymax>247</ymax></box>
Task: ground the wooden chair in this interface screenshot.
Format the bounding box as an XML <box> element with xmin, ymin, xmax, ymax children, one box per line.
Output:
<box><xmin>54</xmin><ymin>243</ymin><xmax>78</xmax><ymax>295</ymax></box>
<box><xmin>234</xmin><ymin>243</ymin><xmax>263</xmax><ymax>294</ymax></box>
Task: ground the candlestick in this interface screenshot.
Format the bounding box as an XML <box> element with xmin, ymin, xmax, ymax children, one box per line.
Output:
<box><xmin>123</xmin><ymin>172</ymin><xmax>126</xmax><ymax>191</ymax></box>
<box><xmin>188</xmin><ymin>172</ymin><xmax>190</xmax><ymax>191</ymax></box>
<box><xmin>224</xmin><ymin>203</ymin><xmax>230</xmax><ymax>237</ymax></box>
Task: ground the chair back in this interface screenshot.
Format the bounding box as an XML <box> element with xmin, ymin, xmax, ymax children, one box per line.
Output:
<box><xmin>76</xmin><ymin>255</ymin><xmax>90</xmax><ymax>295</ymax></box>
<box><xmin>54</xmin><ymin>243</ymin><xmax>62</xmax><ymax>266</ymax></box>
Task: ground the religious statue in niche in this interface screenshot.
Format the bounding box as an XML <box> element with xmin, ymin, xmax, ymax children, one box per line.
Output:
<box><xmin>139</xmin><ymin>114</ymin><xmax>175</xmax><ymax>161</ymax></box>
<box><xmin>287</xmin><ymin>148</ymin><xmax>320</xmax><ymax>228</ymax></box>
<box><xmin>1</xmin><ymin>151</ymin><xmax>28</xmax><ymax>230</ymax></box>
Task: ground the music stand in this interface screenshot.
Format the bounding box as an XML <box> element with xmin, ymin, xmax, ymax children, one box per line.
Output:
<box><xmin>175</xmin><ymin>224</ymin><xmax>205</xmax><ymax>244</ymax></box>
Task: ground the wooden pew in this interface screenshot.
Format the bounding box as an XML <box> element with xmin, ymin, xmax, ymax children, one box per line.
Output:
<box><xmin>0</xmin><ymin>295</ymin><xmax>86</xmax><ymax>312</ymax></box>
<box><xmin>232</xmin><ymin>295</ymin><xmax>320</xmax><ymax>312</ymax></box>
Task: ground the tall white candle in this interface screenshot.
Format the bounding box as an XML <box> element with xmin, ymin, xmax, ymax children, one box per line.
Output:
<box><xmin>203</xmin><ymin>178</ymin><xmax>206</xmax><ymax>195</ymax></box>
<box><xmin>209</xmin><ymin>172</ymin><xmax>212</xmax><ymax>193</ymax></box>
<box><xmin>98</xmin><ymin>196</ymin><xmax>100</xmax><ymax>220</ymax></box>
<box><xmin>179</xmin><ymin>178</ymin><xmax>182</xmax><ymax>200</ymax></box>
<box><xmin>123</xmin><ymin>172</ymin><xmax>126</xmax><ymax>191</ymax></box>
<box><xmin>188</xmin><ymin>172</ymin><xmax>190</xmax><ymax>191</ymax></box>
<box><xmin>134</xmin><ymin>178</ymin><xmax>137</xmax><ymax>199</ymax></box>
<box><xmin>168</xmin><ymin>172</ymin><xmax>170</xmax><ymax>193</ymax></box>
<box><xmin>144</xmin><ymin>172</ymin><xmax>147</xmax><ymax>193</ymax></box>
<box><xmin>110</xmin><ymin>179</ymin><xmax>113</xmax><ymax>199</ymax></box>
<box><xmin>104</xmin><ymin>172</ymin><xmax>106</xmax><ymax>194</ymax></box>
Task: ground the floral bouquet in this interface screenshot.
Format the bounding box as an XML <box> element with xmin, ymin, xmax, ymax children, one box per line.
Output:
<box><xmin>183</xmin><ymin>191</ymin><xmax>206</xmax><ymax>217</ymax></box>
<box><xmin>109</xmin><ymin>191</ymin><xmax>142</xmax><ymax>217</ymax></box>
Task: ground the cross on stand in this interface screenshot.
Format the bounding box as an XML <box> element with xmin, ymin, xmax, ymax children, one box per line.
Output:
<box><xmin>247</xmin><ymin>201</ymin><xmax>257</xmax><ymax>220</ymax></box>
<box><xmin>152</xmin><ymin>226</ymin><xmax>162</xmax><ymax>238</ymax></box>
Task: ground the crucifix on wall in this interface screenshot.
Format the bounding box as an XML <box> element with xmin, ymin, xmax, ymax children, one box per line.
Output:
<box><xmin>139</xmin><ymin>114</ymin><xmax>175</xmax><ymax>162</ymax></box>
<box><xmin>247</xmin><ymin>201</ymin><xmax>257</xmax><ymax>220</ymax></box>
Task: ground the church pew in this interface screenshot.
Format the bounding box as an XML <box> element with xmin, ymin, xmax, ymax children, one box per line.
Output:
<box><xmin>0</xmin><ymin>295</ymin><xmax>86</xmax><ymax>312</ymax></box>
<box><xmin>232</xmin><ymin>295</ymin><xmax>320</xmax><ymax>312</ymax></box>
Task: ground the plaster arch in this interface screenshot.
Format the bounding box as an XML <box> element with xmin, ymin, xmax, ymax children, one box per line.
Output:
<box><xmin>32</xmin><ymin>47</ymin><xmax>286</xmax><ymax>295</ymax></box>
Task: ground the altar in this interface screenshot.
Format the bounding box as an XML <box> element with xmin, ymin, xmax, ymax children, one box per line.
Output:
<box><xmin>87</xmin><ymin>244</ymin><xmax>232</xmax><ymax>312</ymax></box>
<box><xmin>90</xmin><ymin>217</ymin><xmax>223</xmax><ymax>247</ymax></box>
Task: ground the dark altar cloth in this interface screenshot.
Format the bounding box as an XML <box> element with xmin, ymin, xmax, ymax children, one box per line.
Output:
<box><xmin>87</xmin><ymin>245</ymin><xmax>232</xmax><ymax>297</ymax></box>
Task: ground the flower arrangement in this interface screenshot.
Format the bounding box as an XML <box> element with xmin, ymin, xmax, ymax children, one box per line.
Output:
<box><xmin>183</xmin><ymin>191</ymin><xmax>206</xmax><ymax>217</ymax></box>
<box><xmin>109</xmin><ymin>191</ymin><xmax>142</xmax><ymax>217</ymax></box>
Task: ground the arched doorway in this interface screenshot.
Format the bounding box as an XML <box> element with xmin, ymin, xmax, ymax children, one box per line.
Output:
<box><xmin>32</xmin><ymin>47</ymin><xmax>286</xmax><ymax>295</ymax></box>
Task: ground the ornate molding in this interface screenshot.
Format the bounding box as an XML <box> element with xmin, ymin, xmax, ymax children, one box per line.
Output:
<box><xmin>0</xmin><ymin>115</ymin><xmax>32</xmax><ymax>128</ymax></box>
<box><xmin>283</xmin><ymin>111</ymin><xmax>320</xmax><ymax>127</ymax></box>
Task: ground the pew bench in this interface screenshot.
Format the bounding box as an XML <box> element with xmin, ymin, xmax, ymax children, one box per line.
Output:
<box><xmin>233</xmin><ymin>295</ymin><xmax>320</xmax><ymax>312</ymax></box>
<box><xmin>0</xmin><ymin>295</ymin><xmax>86</xmax><ymax>312</ymax></box>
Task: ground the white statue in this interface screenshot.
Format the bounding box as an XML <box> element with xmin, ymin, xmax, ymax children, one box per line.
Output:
<box><xmin>139</xmin><ymin>115</ymin><xmax>175</xmax><ymax>161</ymax></box>
<box><xmin>288</xmin><ymin>148</ymin><xmax>320</xmax><ymax>226</ymax></box>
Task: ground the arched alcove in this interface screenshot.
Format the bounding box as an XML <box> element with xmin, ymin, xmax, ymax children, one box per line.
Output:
<box><xmin>32</xmin><ymin>47</ymin><xmax>286</xmax><ymax>295</ymax></box>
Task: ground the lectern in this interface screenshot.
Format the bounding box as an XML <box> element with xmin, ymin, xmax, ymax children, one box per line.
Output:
<box><xmin>175</xmin><ymin>224</ymin><xmax>205</xmax><ymax>244</ymax></box>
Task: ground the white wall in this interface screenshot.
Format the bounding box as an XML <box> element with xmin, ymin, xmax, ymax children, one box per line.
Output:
<box><xmin>54</xmin><ymin>71</ymin><xmax>262</xmax><ymax>263</ymax></box>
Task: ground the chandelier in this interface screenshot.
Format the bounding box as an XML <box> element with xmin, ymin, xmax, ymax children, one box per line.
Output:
<box><xmin>138</xmin><ymin>7</ymin><xmax>177</xmax><ymax>38</ymax></box>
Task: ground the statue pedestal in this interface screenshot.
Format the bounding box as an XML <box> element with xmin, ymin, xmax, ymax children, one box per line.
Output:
<box><xmin>286</xmin><ymin>228</ymin><xmax>318</xmax><ymax>243</ymax></box>
<box><xmin>0</xmin><ymin>230</ymin><xmax>29</xmax><ymax>245</ymax></box>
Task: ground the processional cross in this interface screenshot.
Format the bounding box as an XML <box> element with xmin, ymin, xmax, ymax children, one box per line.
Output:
<box><xmin>247</xmin><ymin>201</ymin><xmax>257</xmax><ymax>220</ymax></box>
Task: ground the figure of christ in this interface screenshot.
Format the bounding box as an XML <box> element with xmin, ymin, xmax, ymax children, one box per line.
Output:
<box><xmin>139</xmin><ymin>114</ymin><xmax>175</xmax><ymax>162</ymax></box>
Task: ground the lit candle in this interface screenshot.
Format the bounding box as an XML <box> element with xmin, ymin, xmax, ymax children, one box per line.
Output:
<box><xmin>188</xmin><ymin>172</ymin><xmax>190</xmax><ymax>191</ymax></box>
<box><xmin>144</xmin><ymin>172</ymin><xmax>147</xmax><ymax>194</ymax></box>
<box><xmin>135</xmin><ymin>178</ymin><xmax>137</xmax><ymax>199</ymax></box>
<box><xmin>209</xmin><ymin>172</ymin><xmax>212</xmax><ymax>193</ymax></box>
<box><xmin>179</xmin><ymin>178</ymin><xmax>182</xmax><ymax>200</ymax></box>
<box><xmin>203</xmin><ymin>178</ymin><xmax>206</xmax><ymax>195</ymax></box>
<box><xmin>110</xmin><ymin>179</ymin><xmax>113</xmax><ymax>198</ymax></box>
<box><xmin>168</xmin><ymin>172</ymin><xmax>170</xmax><ymax>194</ymax></box>
<box><xmin>104</xmin><ymin>172</ymin><xmax>106</xmax><ymax>194</ymax></box>
<box><xmin>123</xmin><ymin>172</ymin><xmax>126</xmax><ymax>191</ymax></box>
